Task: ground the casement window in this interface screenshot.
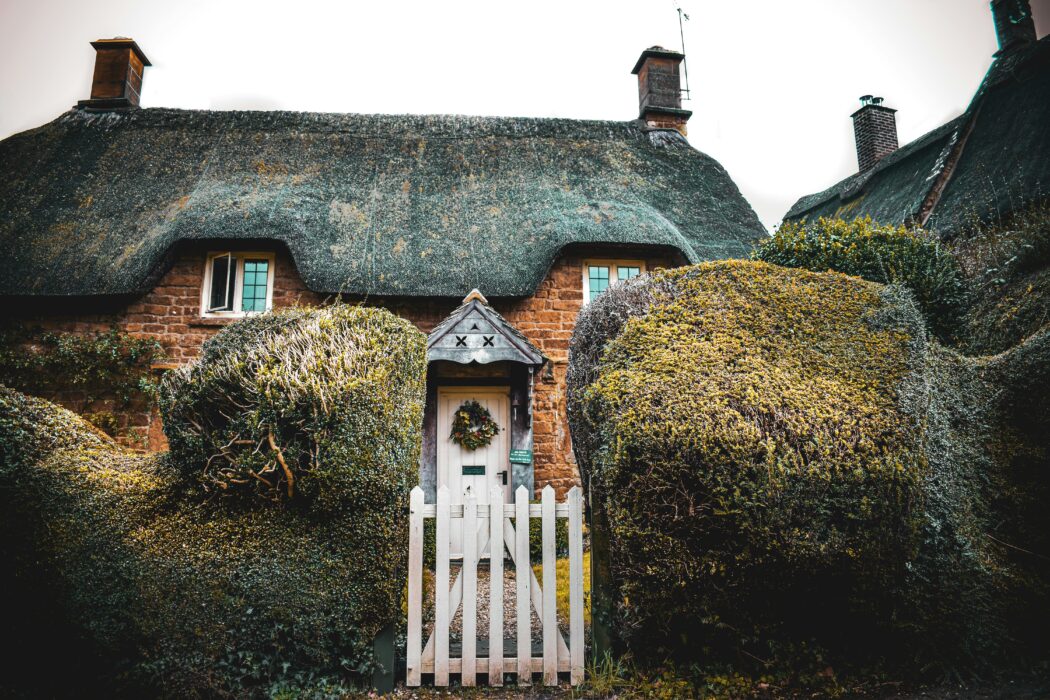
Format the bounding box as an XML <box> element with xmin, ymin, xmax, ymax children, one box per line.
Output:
<box><xmin>200</xmin><ymin>252</ymin><xmax>275</xmax><ymax>317</ymax></box>
<box><xmin>582</xmin><ymin>259</ymin><xmax>645</xmax><ymax>304</ymax></box>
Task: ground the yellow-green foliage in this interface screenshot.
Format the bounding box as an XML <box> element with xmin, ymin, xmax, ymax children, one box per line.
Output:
<box><xmin>0</xmin><ymin>305</ymin><xmax>427</xmax><ymax>697</ymax></box>
<box><xmin>534</xmin><ymin>550</ymin><xmax>592</xmax><ymax>627</ymax></box>
<box><xmin>755</xmin><ymin>217</ymin><xmax>965</xmax><ymax>340</ymax></box>
<box><xmin>160</xmin><ymin>304</ymin><xmax>425</xmax><ymax>509</ymax></box>
<box><xmin>568</xmin><ymin>260</ymin><xmax>1042</xmax><ymax>676</ymax></box>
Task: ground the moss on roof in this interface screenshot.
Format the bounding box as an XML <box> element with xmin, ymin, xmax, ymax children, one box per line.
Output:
<box><xmin>784</xmin><ymin>118</ymin><xmax>964</xmax><ymax>225</ymax></box>
<box><xmin>0</xmin><ymin>109</ymin><xmax>764</xmax><ymax>298</ymax></box>
<box><xmin>785</xmin><ymin>36</ymin><xmax>1050</xmax><ymax>234</ymax></box>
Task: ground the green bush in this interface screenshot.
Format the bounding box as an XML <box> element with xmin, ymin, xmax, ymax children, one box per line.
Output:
<box><xmin>160</xmin><ymin>304</ymin><xmax>425</xmax><ymax>510</ymax></box>
<box><xmin>0</xmin><ymin>304</ymin><xmax>427</xmax><ymax>697</ymax></box>
<box><xmin>567</xmin><ymin>260</ymin><xmax>1044</xmax><ymax>676</ymax></box>
<box><xmin>754</xmin><ymin>217</ymin><xmax>966</xmax><ymax>340</ymax></box>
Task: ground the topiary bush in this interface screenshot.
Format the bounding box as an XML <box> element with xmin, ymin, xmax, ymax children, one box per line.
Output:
<box><xmin>160</xmin><ymin>304</ymin><xmax>424</xmax><ymax>511</ymax></box>
<box><xmin>567</xmin><ymin>260</ymin><xmax>1045</xmax><ymax>678</ymax></box>
<box><xmin>754</xmin><ymin>217</ymin><xmax>966</xmax><ymax>340</ymax></box>
<box><xmin>0</xmin><ymin>304</ymin><xmax>427</xmax><ymax>697</ymax></box>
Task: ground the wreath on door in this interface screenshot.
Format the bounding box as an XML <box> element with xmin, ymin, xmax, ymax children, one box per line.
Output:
<box><xmin>450</xmin><ymin>400</ymin><xmax>500</xmax><ymax>450</ymax></box>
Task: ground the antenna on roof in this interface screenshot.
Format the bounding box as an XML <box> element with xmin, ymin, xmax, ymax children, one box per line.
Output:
<box><xmin>675</xmin><ymin>2</ymin><xmax>692</xmax><ymax>101</ymax></box>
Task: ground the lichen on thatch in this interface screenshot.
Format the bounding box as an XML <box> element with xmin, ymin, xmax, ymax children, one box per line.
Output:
<box><xmin>0</xmin><ymin>303</ymin><xmax>427</xmax><ymax>697</ymax></box>
<box><xmin>568</xmin><ymin>259</ymin><xmax>1048</xmax><ymax>675</ymax></box>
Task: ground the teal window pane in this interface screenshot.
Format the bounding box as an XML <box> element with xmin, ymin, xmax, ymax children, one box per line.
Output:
<box><xmin>241</xmin><ymin>259</ymin><xmax>270</xmax><ymax>312</ymax></box>
<box><xmin>588</xmin><ymin>266</ymin><xmax>610</xmax><ymax>303</ymax></box>
<box><xmin>618</xmin><ymin>266</ymin><xmax>640</xmax><ymax>282</ymax></box>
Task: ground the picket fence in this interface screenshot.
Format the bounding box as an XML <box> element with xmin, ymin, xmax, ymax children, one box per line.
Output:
<box><xmin>406</xmin><ymin>484</ymin><xmax>585</xmax><ymax>687</ymax></box>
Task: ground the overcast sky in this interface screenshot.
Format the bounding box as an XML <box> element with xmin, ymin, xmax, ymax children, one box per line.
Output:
<box><xmin>2</xmin><ymin>0</ymin><xmax>1048</xmax><ymax>229</ymax></box>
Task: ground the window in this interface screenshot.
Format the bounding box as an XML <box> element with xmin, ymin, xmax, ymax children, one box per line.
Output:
<box><xmin>201</xmin><ymin>252</ymin><xmax>275</xmax><ymax>317</ymax></box>
<box><xmin>582</xmin><ymin>259</ymin><xmax>645</xmax><ymax>303</ymax></box>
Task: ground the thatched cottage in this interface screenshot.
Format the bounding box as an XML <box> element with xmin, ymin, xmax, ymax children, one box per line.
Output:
<box><xmin>0</xmin><ymin>41</ymin><xmax>764</xmax><ymax>502</ymax></box>
<box><xmin>785</xmin><ymin>0</ymin><xmax>1049</xmax><ymax>234</ymax></box>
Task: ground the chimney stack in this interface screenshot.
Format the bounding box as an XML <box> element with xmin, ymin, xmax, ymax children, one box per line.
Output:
<box><xmin>78</xmin><ymin>38</ymin><xmax>151</xmax><ymax>110</ymax></box>
<box><xmin>990</xmin><ymin>0</ymin><xmax>1036</xmax><ymax>54</ymax></box>
<box><xmin>851</xmin><ymin>96</ymin><xmax>898</xmax><ymax>172</ymax></box>
<box><xmin>632</xmin><ymin>46</ymin><xmax>692</xmax><ymax>136</ymax></box>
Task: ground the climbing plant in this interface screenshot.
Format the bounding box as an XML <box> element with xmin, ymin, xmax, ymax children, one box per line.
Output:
<box><xmin>0</xmin><ymin>325</ymin><xmax>164</xmax><ymax>409</ymax></box>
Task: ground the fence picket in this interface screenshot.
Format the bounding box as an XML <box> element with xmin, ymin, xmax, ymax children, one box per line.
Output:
<box><xmin>515</xmin><ymin>485</ymin><xmax>532</xmax><ymax>686</ymax></box>
<box><xmin>407</xmin><ymin>487</ymin><xmax>424</xmax><ymax>686</ymax></box>
<box><xmin>541</xmin><ymin>485</ymin><xmax>558</xmax><ymax>685</ymax></box>
<box><xmin>488</xmin><ymin>486</ymin><xmax>505</xmax><ymax>686</ymax></box>
<box><xmin>567</xmin><ymin>486</ymin><xmax>584</xmax><ymax>685</ymax></box>
<box><xmin>435</xmin><ymin>486</ymin><xmax>451</xmax><ymax>686</ymax></box>
<box><xmin>462</xmin><ymin>494</ymin><xmax>478</xmax><ymax>686</ymax></box>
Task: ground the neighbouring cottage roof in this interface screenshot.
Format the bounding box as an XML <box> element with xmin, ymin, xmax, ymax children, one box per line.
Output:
<box><xmin>0</xmin><ymin>109</ymin><xmax>764</xmax><ymax>298</ymax></box>
<box><xmin>784</xmin><ymin>35</ymin><xmax>1050</xmax><ymax>234</ymax></box>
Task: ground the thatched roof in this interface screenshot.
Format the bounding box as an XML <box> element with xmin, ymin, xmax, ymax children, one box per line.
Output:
<box><xmin>784</xmin><ymin>36</ymin><xmax>1050</xmax><ymax>234</ymax></box>
<box><xmin>0</xmin><ymin>109</ymin><xmax>764</xmax><ymax>298</ymax></box>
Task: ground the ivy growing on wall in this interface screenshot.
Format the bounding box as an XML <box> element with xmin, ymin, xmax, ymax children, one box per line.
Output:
<box><xmin>0</xmin><ymin>326</ymin><xmax>164</xmax><ymax>434</ymax></box>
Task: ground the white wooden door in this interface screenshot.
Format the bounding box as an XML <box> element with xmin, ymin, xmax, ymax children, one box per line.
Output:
<box><xmin>437</xmin><ymin>387</ymin><xmax>512</xmax><ymax>557</ymax></box>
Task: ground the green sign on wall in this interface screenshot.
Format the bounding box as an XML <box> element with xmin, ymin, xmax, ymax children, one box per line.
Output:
<box><xmin>509</xmin><ymin>449</ymin><xmax>533</xmax><ymax>464</ymax></box>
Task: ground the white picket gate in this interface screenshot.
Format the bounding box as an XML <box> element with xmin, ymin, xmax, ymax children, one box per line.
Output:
<box><xmin>406</xmin><ymin>484</ymin><xmax>584</xmax><ymax>687</ymax></box>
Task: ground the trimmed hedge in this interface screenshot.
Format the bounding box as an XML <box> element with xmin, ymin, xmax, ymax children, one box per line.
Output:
<box><xmin>0</xmin><ymin>304</ymin><xmax>426</xmax><ymax>697</ymax></box>
<box><xmin>568</xmin><ymin>260</ymin><xmax>1046</xmax><ymax>676</ymax></box>
<box><xmin>160</xmin><ymin>304</ymin><xmax>425</xmax><ymax>511</ymax></box>
<box><xmin>754</xmin><ymin>217</ymin><xmax>966</xmax><ymax>340</ymax></box>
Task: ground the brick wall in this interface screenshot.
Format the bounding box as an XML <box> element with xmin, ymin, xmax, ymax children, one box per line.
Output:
<box><xmin>3</xmin><ymin>245</ymin><xmax>667</xmax><ymax>495</ymax></box>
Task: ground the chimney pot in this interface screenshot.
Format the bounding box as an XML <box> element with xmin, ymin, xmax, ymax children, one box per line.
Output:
<box><xmin>851</xmin><ymin>96</ymin><xmax>899</xmax><ymax>172</ymax></box>
<box><xmin>991</xmin><ymin>0</ymin><xmax>1036</xmax><ymax>54</ymax></box>
<box><xmin>632</xmin><ymin>46</ymin><xmax>691</xmax><ymax>136</ymax></box>
<box><xmin>78</xmin><ymin>38</ymin><xmax>151</xmax><ymax>110</ymax></box>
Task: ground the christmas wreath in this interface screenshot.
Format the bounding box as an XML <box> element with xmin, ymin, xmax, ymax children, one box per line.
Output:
<box><xmin>450</xmin><ymin>400</ymin><xmax>500</xmax><ymax>450</ymax></box>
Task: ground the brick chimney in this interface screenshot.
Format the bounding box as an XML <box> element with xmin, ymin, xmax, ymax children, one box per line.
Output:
<box><xmin>631</xmin><ymin>46</ymin><xmax>691</xmax><ymax>136</ymax></box>
<box><xmin>77</xmin><ymin>38</ymin><xmax>151</xmax><ymax>110</ymax></box>
<box><xmin>991</xmin><ymin>0</ymin><xmax>1036</xmax><ymax>54</ymax></box>
<box><xmin>851</xmin><ymin>96</ymin><xmax>898</xmax><ymax>172</ymax></box>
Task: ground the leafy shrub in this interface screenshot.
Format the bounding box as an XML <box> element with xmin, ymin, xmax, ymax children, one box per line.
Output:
<box><xmin>529</xmin><ymin>506</ymin><xmax>569</xmax><ymax>561</ymax></box>
<box><xmin>568</xmin><ymin>260</ymin><xmax>1043</xmax><ymax>676</ymax></box>
<box><xmin>0</xmin><ymin>304</ymin><xmax>426</xmax><ymax>697</ymax></box>
<box><xmin>754</xmin><ymin>217</ymin><xmax>966</xmax><ymax>340</ymax></box>
<box><xmin>160</xmin><ymin>304</ymin><xmax>425</xmax><ymax>509</ymax></box>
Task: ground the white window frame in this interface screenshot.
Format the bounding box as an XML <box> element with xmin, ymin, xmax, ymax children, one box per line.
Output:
<box><xmin>200</xmin><ymin>251</ymin><xmax>276</xmax><ymax>318</ymax></box>
<box><xmin>582</xmin><ymin>259</ymin><xmax>646</xmax><ymax>304</ymax></box>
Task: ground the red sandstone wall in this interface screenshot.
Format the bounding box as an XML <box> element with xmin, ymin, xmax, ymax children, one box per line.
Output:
<box><xmin>4</xmin><ymin>247</ymin><xmax>665</xmax><ymax>495</ymax></box>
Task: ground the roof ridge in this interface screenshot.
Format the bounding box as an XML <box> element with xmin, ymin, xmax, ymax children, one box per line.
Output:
<box><xmin>56</xmin><ymin>107</ymin><xmax>655</xmax><ymax>141</ymax></box>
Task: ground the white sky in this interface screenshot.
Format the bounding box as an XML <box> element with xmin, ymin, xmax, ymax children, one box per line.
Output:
<box><xmin>1</xmin><ymin>0</ymin><xmax>1048</xmax><ymax>229</ymax></box>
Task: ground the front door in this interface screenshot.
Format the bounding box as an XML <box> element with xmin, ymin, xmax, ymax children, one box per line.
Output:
<box><xmin>436</xmin><ymin>387</ymin><xmax>512</xmax><ymax>557</ymax></box>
